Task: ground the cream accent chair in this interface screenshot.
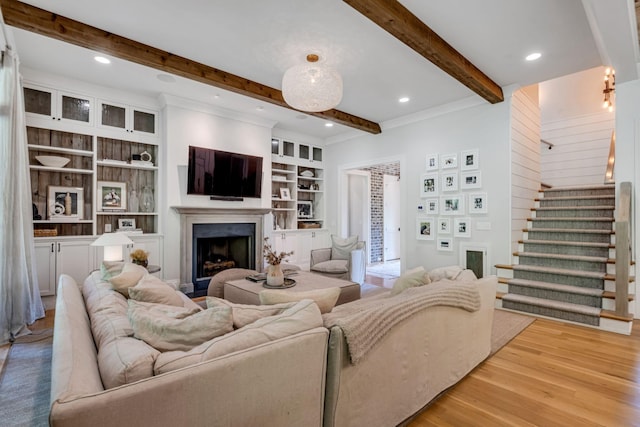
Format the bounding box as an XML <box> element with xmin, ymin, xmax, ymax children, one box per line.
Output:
<box><xmin>310</xmin><ymin>236</ymin><xmax>366</xmax><ymax>285</ymax></box>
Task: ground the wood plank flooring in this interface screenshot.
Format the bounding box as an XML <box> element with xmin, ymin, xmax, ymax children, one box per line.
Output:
<box><xmin>409</xmin><ymin>318</ymin><xmax>640</xmax><ymax>426</ymax></box>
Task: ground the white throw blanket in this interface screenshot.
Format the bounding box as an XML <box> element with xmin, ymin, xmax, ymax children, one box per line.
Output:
<box><xmin>323</xmin><ymin>280</ymin><xmax>481</xmax><ymax>364</ymax></box>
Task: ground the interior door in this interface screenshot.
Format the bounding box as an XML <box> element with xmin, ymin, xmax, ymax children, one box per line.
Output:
<box><xmin>383</xmin><ymin>174</ymin><xmax>401</xmax><ymax>261</ymax></box>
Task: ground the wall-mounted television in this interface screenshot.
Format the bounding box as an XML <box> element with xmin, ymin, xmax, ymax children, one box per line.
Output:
<box><xmin>187</xmin><ymin>146</ymin><xmax>263</xmax><ymax>200</ymax></box>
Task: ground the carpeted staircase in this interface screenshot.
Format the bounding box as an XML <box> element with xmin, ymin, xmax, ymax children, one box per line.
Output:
<box><xmin>496</xmin><ymin>185</ymin><xmax>635</xmax><ymax>334</ymax></box>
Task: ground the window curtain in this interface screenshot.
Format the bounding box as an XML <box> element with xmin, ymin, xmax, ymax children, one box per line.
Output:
<box><xmin>0</xmin><ymin>16</ymin><xmax>45</xmax><ymax>345</ymax></box>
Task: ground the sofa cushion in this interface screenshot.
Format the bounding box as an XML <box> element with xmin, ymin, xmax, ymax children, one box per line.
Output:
<box><xmin>128</xmin><ymin>300</ymin><xmax>233</xmax><ymax>352</ymax></box>
<box><xmin>98</xmin><ymin>337</ymin><xmax>160</xmax><ymax>389</ymax></box>
<box><xmin>206</xmin><ymin>297</ymin><xmax>298</xmax><ymax>328</ymax></box>
<box><xmin>456</xmin><ymin>269</ymin><xmax>478</xmax><ymax>281</ymax></box>
<box><xmin>331</xmin><ymin>235</ymin><xmax>358</xmax><ymax>260</ymax></box>
<box><xmin>109</xmin><ymin>262</ymin><xmax>148</xmax><ymax>296</ymax></box>
<box><xmin>311</xmin><ymin>260</ymin><xmax>348</xmax><ymax>274</ymax></box>
<box><xmin>428</xmin><ymin>265</ymin><xmax>464</xmax><ymax>282</ymax></box>
<box><xmin>100</xmin><ymin>260</ymin><xmax>124</xmax><ymax>280</ymax></box>
<box><xmin>154</xmin><ymin>299</ymin><xmax>322</xmax><ymax>374</ymax></box>
<box><xmin>128</xmin><ymin>275</ymin><xmax>185</xmax><ymax>306</ymax></box>
<box><xmin>259</xmin><ymin>287</ymin><xmax>341</xmax><ymax>314</ymax></box>
<box><xmin>390</xmin><ymin>266</ymin><xmax>430</xmax><ymax>296</ymax></box>
<box><xmin>207</xmin><ymin>268</ymin><xmax>259</xmax><ymax>298</ymax></box>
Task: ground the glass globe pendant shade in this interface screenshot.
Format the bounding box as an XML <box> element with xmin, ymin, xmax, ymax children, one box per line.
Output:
<box><xmin>282</xmin><ymin>60</ymin><xmax>343</xmax><ymax>112</ymax></box>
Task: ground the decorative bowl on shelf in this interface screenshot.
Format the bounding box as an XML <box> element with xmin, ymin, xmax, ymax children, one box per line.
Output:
<box><xmin>35</xmin><ymin>155</ymin><xmax>70</xmax><ymax>168</ymax></box>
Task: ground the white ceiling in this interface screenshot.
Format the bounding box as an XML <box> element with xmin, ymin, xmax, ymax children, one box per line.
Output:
<box><xmin>6</xmin><ymin>0</ymin><xmax>639</xmax><ymax>141</ymax></box>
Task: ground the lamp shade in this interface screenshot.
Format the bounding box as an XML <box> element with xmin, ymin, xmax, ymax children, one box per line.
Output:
<box><xmin>91</xmin><ymin>232</ymin><xmax>134</xmax><ymax>262</ymax></box>
<box><xmin>282</xmin><ymin>61</ymin><xmax>343</xmax><ymax>113</ymax></box>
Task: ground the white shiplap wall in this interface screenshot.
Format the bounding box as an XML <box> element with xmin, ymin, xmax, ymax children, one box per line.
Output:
<box><xmin>540</xmin><ymin>112</ymin><xmax>614</xmax><ymax>187</ymax></box>
<box><xmin>511</xmin><ymin>88</ymin><xmax>541</xmax><ymax>253</ymax></box>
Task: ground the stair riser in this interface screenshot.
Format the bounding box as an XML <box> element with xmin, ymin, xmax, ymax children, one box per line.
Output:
<box><xmin>604</xmin><ymin>279</ymin><xmax>635</xmax><ymax>293</ymax></box>
<box><xmin>508</xmin><ymin>284</ymin><xmax>602</xmax><ymax>307</ymax></box>
<box><xmin>542</xmin><ymin>189</ymin><xmax>615</xmax><ymax>198</ymax></box>
<box><xmin>513</xmin><ymin>270</ymin><xmax>603</xmax><ymax>289</ymax></box>
<box><xmin>520</xmin><ymin>243</ymin><xmax>610</xmax><ymax>258</ymax></box>
<box><xmin>533</xmin><ymin>209</ymin><xmax>614</xmax><ymax>218</ymax></box>
<box><xmin>529</xmin><ymin>220</ymin><xmax>613</xmax><ymax>230</ymax></box>
<box><xmin>514</xmin><ymin>255</ymin><xmax>606</xmax><ymax>273</ymax></box>
<box><xmin>501</xmin><ymin>301</ymin><xmax>600</xmax><ymax>326</ymax></box>
<box><xmin>537</xmin><ymin>199</ymin><xmax>614</xmax><ymax>208</ymax></box>
<box><xmin>524</xmin><ymin>231</ymin><xmax>613</xmax><ymax>244</ymax></box>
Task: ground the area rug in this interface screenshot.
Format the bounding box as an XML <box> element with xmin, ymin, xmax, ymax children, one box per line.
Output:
<box><xmin>490</xmin><ymin>309</ymin><xmax>535</xmax><ymax>356</ymax></box>
<box><xmin>0</xmin><ymin>331</ymin><xmax>53</xmax><ymax>427</ymax></box>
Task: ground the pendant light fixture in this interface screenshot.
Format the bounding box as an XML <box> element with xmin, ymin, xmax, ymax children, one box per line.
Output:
<box><xmin>282</xmin><ymin>53</ymin><xmax>343</xmax><ymax>112</ymax></box>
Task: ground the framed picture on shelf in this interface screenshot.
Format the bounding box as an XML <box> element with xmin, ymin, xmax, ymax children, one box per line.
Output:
<box><xmin>441</xmin><ymin>153</ymin><xmax>458</xmax><ymax>169</ymax></box>
<box><xmin>441</xmin><ymin>195</ymin><xmax>465</xmax><ymax>215</ymax></box>
<box><xmin>437</xmin><ymin>238</ymin><xmax>453</xmax><ymax>252</ymax></box>
<box><xmin>469</xmin><ymin>192</ymin><xmax>488</xmax><ymax>214</ymax></box>
<box><xmin>426</xmin><ymin>198</ymin><xmax>439</xmax><ymax>214</ymax></box>
<box><xmin>441</xmin><ymin>171</ymin><xmax>458</xmax><ymax>192</ymax></box>
<box><xmin>426</xmin><ymin>154</ymin><xmax>439</xmax><ymax>171</ymax></box>
<box><xmin>47</xmin><ymin>186</ymin><xmax>84</xmax><ymax>219</ymax></box>
<box><xmin>461</xmin><ymin>149</ymin><xmax>479</xmax><ymax>170</ymax></box>
<box><xmin>97</xmin><ymin>181</ymin><xmax>127</xmax><ymax>212</ymax></box>
<box><xmin>297</xmin><ymin>200</ymin><xmax>313</xmax><ymax>218</ymax></box>
<box><xmin>280</xmin><ymin>187</ymin><xmax>291</xmax><ymax>200</ymax></box>
<box><xmin>454</xmin><ymin>218</ymin><xmax>471</xmax><ymax>237</ymax></box>
<box><xmin>117</xmin><ymin>218</ymin><xmax>136</xmax><ymax>230</ymax></box>
<box><xmin>420</xmin><ymin>173</ymin><xmax>439</xmax><ymax>198</ymax></box>
<box><xmin>417</xmin><ymin>217</ymin><xmax>435</xmax><ymax>240</ymax></box>
<box><xmin>460</xmin><ymin>171</ymin><xmax>482</xmax><ymax>189</ymax></box>
<box><xmin>438</xmin><ymin>217</ymin><xmax>451</xmax><ymax>234</ymax></box>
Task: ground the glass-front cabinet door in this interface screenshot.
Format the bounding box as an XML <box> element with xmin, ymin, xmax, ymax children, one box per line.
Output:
<box><xmin>271</xmin><ymin>138</ymin><xmax>295</xmax><ymax>159</ymax></box>
<box><xmin>101</xmin><ymin>102</ymin><xmax>127</xmax><ymax>130</ymax></box>
<box><xmin>24</xmin><ymin>84</ymin><xmax>93</xmax><ymax>126</ymax></box>
<box><xmin>99</xmin><ymin>100</ymin><xmax>158</xmax><ymax>136</ymax></box>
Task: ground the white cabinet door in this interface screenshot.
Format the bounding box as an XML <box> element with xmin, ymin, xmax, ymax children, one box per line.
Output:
<box><xmin>57</xmin><ymin>240</ymin><xmax>96</xmax><ymax>285</ymax></box>
<box><xmin>34</xmin><ymin>242</ymin><xmax>56</xmax><ymax>296</ymax></box>
<box><xmin>271</xmin><ymin>232</ymin><xmax>298</xmax><ymax>267</ymax></box>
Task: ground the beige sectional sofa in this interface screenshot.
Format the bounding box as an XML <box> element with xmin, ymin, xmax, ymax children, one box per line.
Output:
<box><xmin>50</xmin><ymin>266</ymin><xmax>495</xmax><ymax>427</ymax></box>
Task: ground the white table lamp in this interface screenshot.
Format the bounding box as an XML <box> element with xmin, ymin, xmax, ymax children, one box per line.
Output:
<box><xmin>91</xmin><ymin>232</ymin><xmax>134</xmax><ymax>262</ymax></box>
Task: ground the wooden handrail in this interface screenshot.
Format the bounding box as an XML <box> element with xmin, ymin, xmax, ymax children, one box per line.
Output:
<box><xmin>605</xmin><ymin>131</ymin><xmax>615</xmax><ymax>184</ymax></box>
<box><xmin>615</xmin><ymin>181</ymin><xmax>631</xmax><ymax>316</ymax></box>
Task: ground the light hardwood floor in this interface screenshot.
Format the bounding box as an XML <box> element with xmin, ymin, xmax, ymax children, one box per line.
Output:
<box><xmin>409</xmin><ymin>318</ymin><xmax>640</xmax><ymax>426</ymax></box>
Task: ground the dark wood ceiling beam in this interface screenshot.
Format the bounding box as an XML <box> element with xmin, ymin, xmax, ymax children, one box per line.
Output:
<box><xmin>0</xmin><ymin>0</ymin><xmax>382</xmax><ymax>134</ymax></box>
<box><xmin>344</xmin><ymin>0</ymin><xmax>504</xmax><ymax>104</ymax></box>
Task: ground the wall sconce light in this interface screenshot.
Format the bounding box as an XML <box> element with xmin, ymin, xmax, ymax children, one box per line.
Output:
<box><xmin>603</xmin><ymin>68</ymin><xmax>615</xmax><ymax>113</ymax></box>
<box><xmin>91</xmin><ymin>232</ymin><xmax>134</xmax><ymax>262</ymax></box>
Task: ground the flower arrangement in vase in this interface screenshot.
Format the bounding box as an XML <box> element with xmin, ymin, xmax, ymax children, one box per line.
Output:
<box><xmin>130</xmin><ymin>249</ymin><xmax>149</xmax><ymax>268</ymax></box>
<box><xmin>263</xmin><ymin>237</ymin><xmax>293</xmax><ymax>286</ymax></box>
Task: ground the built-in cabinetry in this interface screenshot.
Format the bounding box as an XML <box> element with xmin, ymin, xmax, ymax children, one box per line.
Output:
<box><xmin>270</xmin><ymin>137</ymin><xmax>328</xmax><ymax>269</ymax></box>
<box><xmin>25</xmin><ymin>81</ymin><xmax>163</xmax><ymax>295</ymax></box>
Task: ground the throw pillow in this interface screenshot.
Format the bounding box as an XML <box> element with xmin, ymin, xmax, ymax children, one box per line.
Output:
<box><xmin>101</xmin><ymin>261</ymin><xmax>124</xmax><ymax>280</ymax></box>
<box><xmin>128</xmin><ymin>275</ymin><xmax>185</xmax><ymax>306</ymax></box>
<box><xmin>128</xmin><ymin>300</ymin><xmax>233</xmax><ymax>352</ymax></box>
<box><xmin>259</xmin><ymin>287</ymin><xmax>341</xmax><ymax>314</ymax></box>
<box><xmin>310</xmin><ymin>259</ymin><xmax>348</xmax><ymax>274</ymax></box>
<box><xmin>331</xmin><ymin>235</ymin><xmax>358</xmax><ymax>261</ymax></box>
<box><xmin>428</xmin><ymin>265</ymin><xmax>464</xmax><ymax>282</ymax></box>
<box><xmin>206</xmin><ymin>297</ymin><xmax>298</xmax><ymax>328</ymax></box>
<box><xmin>391</xmin><ymin>267</ymin><xmax>430</xmax><ymax>295</ymax></box>
<box><xmin>109</xmin><ymin>263</ymin><xmax>148</xmax><ymax>297</ymax></box>
<box><xmin>455</xmin><ymin>269</ymin><xmax>478</xmax><ymax>282</ymax></box>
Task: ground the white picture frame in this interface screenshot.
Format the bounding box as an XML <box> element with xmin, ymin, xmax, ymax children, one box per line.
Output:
<box><xmin>454</xmin><ymin>218</ymin><xmax>471</xmax><ymax>238</ymax></box>
<box><xmin>118</xmin><ymin>218</ymin><xmax>136</xmax><ymax>230</ymax></box>
<box><xmin>420</xmin><ymin>173</ymin><xmax>439</xmax><ymax>198</ymax></box>
<box><xmin>469</xmin><ymin>192</ymin><xmax>488</xmax><ymax>214</ymax></box>
<box><xmin>441</xmin><ymin>153</ymin><xmax>458</xmax><ymax>169</ymax></box>
<box><xmin>441</xmin><ymin>195</ymin><xmax>465</xmax><ymax>215</ymax></box>
<box><xmin>438</xmin><ymin>217</ymin><xmax>451</xmax><ymax>234</ymax></box>
<box><xmin>441</xmin><ymin>171</ymin><xmax>458</xmax><ymax>192</ymax></box>
<box><xmin>460</xmin><ymin>149</ymin><xmax>479</xmax><ymax>170</ymax></box>
<box><xmin>97</xmin><ymin>181</ymin><xmax>127</xmax><ymax>212</ymax></box>
<box><xmin>416</xmin><ymin>217</ymin><xmax>436</xmax><ymax>240</ymax></box>
<box><xmin>437</xmin><ymin>237</ymin><xmax>453</xmax><ymax>252</ymax></box>
<box><xmin>279</xmin><ymin>187</ymin><xmax>291</xmax><ymax>200</ymax></box>
<box><xmin>425</xmin><ymin>153</ymin><xmax>439</xmax><ymax>171</ymax></box>
<box><xmin>460</xmin><ymin>171</ymin><xmax>482</xmax><ymax>189</ymax></box>
<box><xmin>426</xmin><ymin>198</ymin><xmax>439</xmax><ymax>214</ymax></box>
<box><xmin>47</xmin><ymin>186</ymin><xmax>84</xmax><ymax>219</ymax></box>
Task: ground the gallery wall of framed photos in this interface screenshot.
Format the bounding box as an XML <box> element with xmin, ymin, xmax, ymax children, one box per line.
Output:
<box><xmin>417</xmin><ymin>149</ymin><xmax>488</xmax><ymax>250</ymax></box>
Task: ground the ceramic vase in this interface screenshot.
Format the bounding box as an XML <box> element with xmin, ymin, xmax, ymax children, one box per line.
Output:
<box><xmin>266</xmin><ymin>263</ymin><xmax>284</xmax><ymax>287</ymax></box>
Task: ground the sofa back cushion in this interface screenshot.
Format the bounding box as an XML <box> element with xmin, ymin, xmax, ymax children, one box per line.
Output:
<box><xmin>206</xmin><ymin>297</ymin><xmax>298</xmax><ymax>329</ymax></box>
<box><xmin>128</xmin><ymin>275</ymin><xmax>185</xmax><ymax>306</ymax></box>
<box><xmin>154</xmin><ymin>299</ymin><xmax>323</xmax><ymax>374</ymax></box>
<box><xmin>330</xmin><ymin>235</ymin><xmax>358</xmax><ymax>260</ymax></box>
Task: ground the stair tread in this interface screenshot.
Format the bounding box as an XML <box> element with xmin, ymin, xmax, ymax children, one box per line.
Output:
<box><xmin>535</xmin><ymin>195</ymin><xmax>615</xmax><ymax>201</ymax></box>
<box><xmin>524</xmin><ymin>228</ymin><xmax>614</xmax><ymax>234</ymax></box>
<box><xmin>528</xmin><ymin>217</ymin><xmax>614</xmax><ymax>222</ymax></box>
<box><xmin>600</xmin><ymin>310</ymin><xmax>634</xmax><ymax>321</ymax></box>
<box><xmin>519</xmin><ymin>239</ymin><xmax>612</xmax><ymax>248</ymax></box>
<box><xmin>542</xmin><ymin>184</ymin><xmax>614</xmax><ymax>192</ymax></box>
<box><xmin>502</xmin><ymin>293</ymin><xmax>601</xmax><ymax>316</ymax></box>
<box><xmin>506</xmin><ymin>278</ymin><xmax>603</xmax><ymax>296</ymax></box>
<box><xmin>602</xmin><ymin>291</ymin><xmax>635</xmax><ymax>301</ymax></box>
<box><xmin>510</xmin><ymin>264</ymin><xmax>606</xmax><ymax>279</ymax></box>
<box><xmin>514</xmin><ymin>251</ymin><xmax>608</xmax><ymax>263</ymax></box>
<box><xmin>533</xmin><ymin>206</ymin><xmax>615</xmax><ymax>212</ymax></box>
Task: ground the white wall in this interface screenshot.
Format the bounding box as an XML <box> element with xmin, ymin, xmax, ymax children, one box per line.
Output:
<box><xmin>324</xmin><ymin>100</ymin><xmax>513</xmax><ymax>274</ymax></box>
<box><xmin>510</xmin><ymin>87</ymin><xmax>541</xmax><ymax>252</ymax></box>
<box><xmin>161</xmin><ymin>96</ymin><xmax>274</xmax><ymax>281</ymax></box>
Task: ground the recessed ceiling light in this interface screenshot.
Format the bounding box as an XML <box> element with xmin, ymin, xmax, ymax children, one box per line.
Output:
<box><xmin>213</xmin><ymin>94</ymin><xmax>220</xmax><ymax>99</ymax></box>
<box><xmin>325</xmin><ymin>123</ymin><xmax>334</xmax><ymax>127</ymax></box>
<box><xmin>157</xmin><ymin>74</ymin><xmax>175</xmax><ymax>83</ymax></box>
<box><xmin>256</xmin><ymin>106</ymin><xmax>264</xmax><ymax>111</ymax></box>
<box><xmin>399</xmin><ymin>97</ymin><xmax>410</xmax><ymax>103</ymax></box>
<box><xmin>525</xmin><ymin>52</ymin><xmax>541</xmax><ymax>61</ymax></box>
<box><xmin>94</xmin><ymin>56</ymin><xmax>110</xmax><ymax>64</ymax></box>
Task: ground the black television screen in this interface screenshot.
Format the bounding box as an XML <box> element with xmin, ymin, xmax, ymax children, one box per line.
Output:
<box><xmin>187</xmin><ymin>146</ymin><xmax>263</xmax><ymax>199</ymax></box>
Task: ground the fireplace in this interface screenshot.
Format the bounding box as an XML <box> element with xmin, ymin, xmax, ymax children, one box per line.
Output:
<box><xmin>173</xmin><ymin>207</ymin><xmax>270</xmax><ymax>297</ymax></box>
